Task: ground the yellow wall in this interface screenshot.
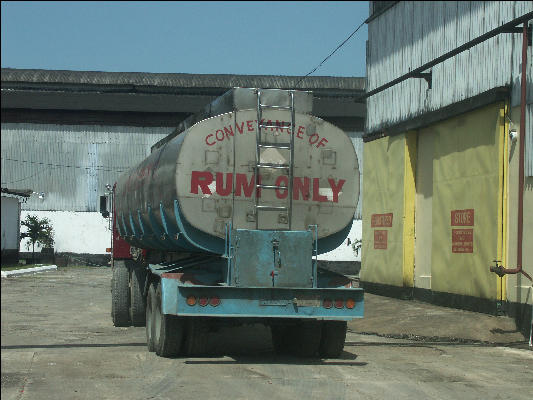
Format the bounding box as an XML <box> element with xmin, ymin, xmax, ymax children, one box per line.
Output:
<box><xmin>362</xmin><ymin>103</ymin><xmax>509</xmax><ymax>301</ymax></box>
<box><xmin>361</xmin><ymin>134</ymin><xmax>406</xmax><ymax>286</ymax></box>
<box><xmin>430</xmin><ymin>103</ymin><xmax>503</xmax><ymax>299</ymax></box>
<box><xmin>414</xmin><ymin>129</ymin><xmax>434</xmax><ymax>289</ymax></box>
<box><xmin>505</xmin><ymin>106</ymin><xmax>533</xmax><ymax>305</ymax></box>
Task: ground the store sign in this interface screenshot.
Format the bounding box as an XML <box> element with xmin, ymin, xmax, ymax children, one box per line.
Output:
<box><xmin>451</xmin><ymin>209</ymin><xmax>474</xmax><ymax>253</ymax></box>
<box><xmin>374</xmin><ymin>230</ymin><xmax>388</xmax><ymax>250</ymax></box>
<box><xmin>452</xmin><ymin>229</ymin><xmax>473</xmax><ymax>253</ymax></box>
<box><xmin>451</xmin><ymin>209</ymin><xmax>474</xmax><ymax>226</ymax></box>
<box><xmin>371</xmin><ymin>213</ymin><xmax>393</xmax><ymax>227</ymax></box>
<box><xmin>371</xmin><ymin>213</ymin><xmax>392</xmax><ymax>250</ymax></box>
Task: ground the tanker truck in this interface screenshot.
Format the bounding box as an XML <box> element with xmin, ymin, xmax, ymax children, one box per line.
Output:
<box><xmin>101</xmin><ymin>88</ymin><xmax>364</xmax><ymax>358</ymax></box>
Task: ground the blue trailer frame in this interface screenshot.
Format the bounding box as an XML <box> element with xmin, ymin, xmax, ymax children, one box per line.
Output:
<box><xmin>148</xmin><ymin>225</ymin><xmax>364</xmax><ymax>322</ymax></box>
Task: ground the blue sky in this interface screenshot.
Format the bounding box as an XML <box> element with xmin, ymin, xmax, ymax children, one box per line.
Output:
<box><xmin>1</xmin><ymin>1</ymin><xmax>369</xmax><ymax>77</ymax></box>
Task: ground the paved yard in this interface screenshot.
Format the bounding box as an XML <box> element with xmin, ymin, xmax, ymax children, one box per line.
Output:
<box><xmin>2</xmin><ymin>267</ymin><xmax>532</xmax><ymax>399</ymax></box>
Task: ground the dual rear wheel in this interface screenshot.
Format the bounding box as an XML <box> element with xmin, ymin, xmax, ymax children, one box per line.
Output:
<box><xmin>111</xmin><ymin>260</ymin><xmax>147</xmax><ymax>327</ymax></box>
<box><xmin>145</xmin><ymin>281</ymin><xmax>208</xmax><ymax>358</ymax></box>
<box><xmin>113</xmin><ymin>261</ymin><xmax>345</xmax><ymax>358</ymax></box>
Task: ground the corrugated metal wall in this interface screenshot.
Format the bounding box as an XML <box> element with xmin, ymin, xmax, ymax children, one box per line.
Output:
<box><xmin>1</xmin><ymin>124</ymin><xmax>364</xmax><ymax>215</ymax></box>
<box><xmin>0</xmin><ymin>123</ymin><xmax>173</xmax><ymax>211</ymax></box>
<box><xmin>346</xmin><ymin>131</ymin><xmax>364</xmax><ymax>220</ymax></box>
<box><xmin>366</xmin><ymin>1</ymin><xmax>533</xmax><ymax>132</ymax></box>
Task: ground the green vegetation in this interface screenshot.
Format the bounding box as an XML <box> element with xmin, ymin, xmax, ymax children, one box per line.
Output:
<box><xmin>352</xmin><ymin>239</ymin><xmax>362</xmax><ymax>256</ymax></box>
<box><xmin>20</xmin><ymin>215</ymin><xmax>55</xmax><ymax>264</ymax></box>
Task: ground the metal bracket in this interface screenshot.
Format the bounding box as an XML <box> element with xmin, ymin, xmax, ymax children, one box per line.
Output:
<box><xmin>412</xmin><ymin>71</ymin><xmax>432</xmax><ymax>89</ymax></box>
<box><xmin>502</xmin><ymin>24</ymin><xmax>532</xmax><ymax>46</ymax></box>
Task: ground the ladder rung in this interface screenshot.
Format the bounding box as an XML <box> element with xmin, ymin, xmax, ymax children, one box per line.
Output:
<box><xmin>256</xmin><ymin>163</ymin><xmax>289</xmax><ymax>169</ymax></box>
<box><xmin>256</xmin><ymin>184</ymin><xmax>288</xmax><ymax>190</ymax></box>
<box><xmin>255</xmin><ymin>205</ymin><xmax>288</xmax><ymax>211</ymax></box>
<box><xmin>259</xmin><ymin>104</ymin><xmax>292</xmax><ymax>110</ymax></box>
<box><xmin>257</xmin><ymin>142</ymin><xmax>291</xmax><ymax>149</ymax></box>
<box><xmin>259</xmin><ymin>124</ymin><xmax>291</xmax><ymax>130</ymax></box>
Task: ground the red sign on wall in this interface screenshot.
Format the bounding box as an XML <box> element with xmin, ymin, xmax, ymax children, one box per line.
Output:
<box><xmin>371</xmin><ymin>213</ymin><xmax>393</xmax><ymax>227</ymax></box>
<box><xmin>452</xmin><ymin>229</ymin><xmax>473</xmax><ymax>253</ymax></box>
<box><xmin>451</xmin><ymin>209</ymin><xmax>474</xmax><ymax>226</ymax></box>
<box><xmin>374</xmin><ymin>230</ymin><xmax>388</xmax><ymax>250</ymax></box>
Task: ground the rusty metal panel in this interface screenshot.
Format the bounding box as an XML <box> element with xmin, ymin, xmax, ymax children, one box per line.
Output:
<box><xmin>0</xmin><ymin>123</ymin><xmax>172</xmax><ymax>211</ymax></box>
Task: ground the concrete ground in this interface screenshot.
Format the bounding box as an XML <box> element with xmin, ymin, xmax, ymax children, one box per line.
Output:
<box><xmin>1</xmin><ymin>266</ymin><xmax>532</xmax><ymax>400</ymax></box>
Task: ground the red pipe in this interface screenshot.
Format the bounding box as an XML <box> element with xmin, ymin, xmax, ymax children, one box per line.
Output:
<box><xmin>516</xmin><ymin>22</ymin><xmax>528</xmax><ymax>279</ymax></box>
<box><xmin>490</xmin><ymin>22</ymin><xmax>531</xmax><ymax>283</ymax></box>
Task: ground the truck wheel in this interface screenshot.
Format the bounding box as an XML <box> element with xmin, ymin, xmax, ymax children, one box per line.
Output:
<box><xmin>292</xmin><ymin>320</ymin><xmax>322</xmax><ymax>357</ymax></box>
<box><xmin>184</xmin><ymin>318</ymin><xmax>209</xmax><ymax>356</ymax></box>
<box><xmin>271</xmin><ymin>325</ymin><xmax>293</xmax><ymax>354</ymax></box>
<box><xmin>130</xmin><ymin>267</ymin><xmax>147</xmax><ymax>327</ymax></box>
<box><xmin>154</xmin><ymin>284</ymin><xmax>185</xmax><ymax>357</ymax></box>
<box><xmin>145</xmin><ymin>282</ymin><xmax>157</xmax><ymax>352</ymax></box>
<box><xmin>111</xmin><ymin>260</ymin><xmax>131</xmax><ymax>327</ymax></box>
<box><xmin>319</xmin><ymin>321</ymin><xmax>347</xmax><ymax>358</ymax></box>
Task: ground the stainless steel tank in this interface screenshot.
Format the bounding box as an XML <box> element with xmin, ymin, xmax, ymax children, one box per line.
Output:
<box><xmin>114</xmin><ymin>89</ymin><xmax>359</xmax><ymax>254</ymax></box>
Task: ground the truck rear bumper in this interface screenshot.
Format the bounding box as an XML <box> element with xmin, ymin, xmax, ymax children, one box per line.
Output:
<box><xmin>161</xmin><ymin>278</ymin><xmax>364</xmax><ymax>321</ymax></box>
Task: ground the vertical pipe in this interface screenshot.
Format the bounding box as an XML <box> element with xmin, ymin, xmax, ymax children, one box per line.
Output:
<box><xmin>491</xmin><ymin>23</ymin><xmax>533</xmax><ymax>282</ymax></box>
<box><xmin>517</xmin><ymin>23</ymin><xmax>527</xmax><ymax>273</ymax></box>
<box><xmin>288</xmin><ymin>91</ymin><xmax>295</xmax><ymax>230</ymax></box>
<box><xmin>255</xmin><ymin>91</ymin><xmax>262</xmax><ymax>229</ymax></box>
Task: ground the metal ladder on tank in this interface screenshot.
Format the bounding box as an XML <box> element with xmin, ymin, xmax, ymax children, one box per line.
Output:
<box><xmin>254</xmin><ymin>90</ymin><xmax>296</xmax><ymax>230</ymax></box>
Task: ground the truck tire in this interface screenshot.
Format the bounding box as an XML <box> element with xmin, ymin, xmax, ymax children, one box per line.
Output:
<box><xmin>111</xmin><ymin>260</ymin><xmax>131</xmax><ymax>327</ymax></box>
<box><xmin>184</xmin><ymin>318</ymin><xmax>209</xmax><ymax>356</ymax></box>
<box><xmin>271</xmin><ymin>325</ymin><xmax>293</xmax><ymax>355</ymax></box>
<box><xmin>292</xmin><ymin>320</ymin><xmax>322</xmax><ymax>357</ymax></box>
<box><xmin>145</xmin><ymin>282</ymin><xmax>157</xmax><ymax>352</ymax></box>
<box><xmin>130</xmin><ymin>267</ymin><xmax>147</xmax><ymax>327</ymax></box>
<box><xmin>154</xmin><ymin>284</ymin><xmax>185</xmax><ymax>357</ymax></box>
<box><xmin>319</xmin><ymin>321</ymin><xmax>347</xmax><ymax>358</ymax></box>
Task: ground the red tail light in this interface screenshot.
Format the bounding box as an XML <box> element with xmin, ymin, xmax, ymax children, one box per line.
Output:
<box><xmin>323</xmin><ymin>299</ymin><xmax>333</xmax><ymax>309</ymax></box>
<box><xmin>209</xmin><ymin>296</ymin><xmax>221</xmax><ymax>307</ymax></box>
<box><xmin>186</xmin><ymin>295</ymin><xmax>196</xmax><ymax>306</ymax></box>
<box><xmin>334</xmin><ymin>299</ymin><xmax>344</xmax><ymax>309</ymax></box>
<box><xmin>346</xmin><ymin>298</ymin><xmax>355</xmax><ymax>309</ymax></box>
<box><xmin>198</xmin><ymin>296</ymin><xmax>209</xmax><ymax>307</ymax></box>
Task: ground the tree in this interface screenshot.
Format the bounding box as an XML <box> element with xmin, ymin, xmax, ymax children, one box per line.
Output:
<box><xmin>20</xmin><ymin>215</ymin><xmax>55</xmax><ymax>264</ymax></box>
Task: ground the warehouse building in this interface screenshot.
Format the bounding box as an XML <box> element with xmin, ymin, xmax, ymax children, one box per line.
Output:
<box><xmin>361</xmin><ymin>1</ymin><xmax>532</xmax><ymax>329</ymax></box>
<box><xmin>1</xmin><ymin>188</ymin><xmax>32</xmax><ymax>264</ymax></box>
<box><xmin>1</xmin><ymin>69</ymin><xmax>365</xmax><ymax>265</ymax></box>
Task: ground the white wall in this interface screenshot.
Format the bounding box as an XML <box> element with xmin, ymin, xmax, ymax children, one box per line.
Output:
<box><xmin>318</xmin><ymin>220</ymin><xmax>362</xmax><ymax>262</ymax></box>
<box><xmin>18</xmin><ymin>210</ymin><xmax>363</xmax><ymax>261</ymax></box>
<box><xmin>20</xmin><ymin>211</ymin><xmax>110</xmax><ymax>254</ymax></box>
<box><xmin>1</xmin><ymin>196</ymin><xmax>20</xmax><ymax>251</ymax></box>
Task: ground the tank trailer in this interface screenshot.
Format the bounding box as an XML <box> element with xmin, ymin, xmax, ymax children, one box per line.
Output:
<box><xmin>101</xmin><ymin>88</ymin><xmax>364</xmax><ymax>357</ymax></box>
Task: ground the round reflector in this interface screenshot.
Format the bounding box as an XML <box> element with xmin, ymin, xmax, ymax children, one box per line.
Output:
<box><xmin>346</xmin><ymin>298</ymin><xmax>356</xmax><ymax>309</ymax></box>
<box><xmin>209</xmin><ymin>296</ymin><xmax>221</xmax><ymax>307</ymax></box>
<box><xmin>323</xmin><ymin>298</ymin><xmax>333</xmax><ymax>309</ymax></box>
<box><xmin>198</xmin><ymin>297</ymin><xmax>209</xmax><ymax>307</ymax></box>
<box><xmin>334</xmin><ymin>299</ymin><xmax>344</xmax><ymax>309</ymax></box>
<box><xmin>186</xmin><ymin>295</ymin><xmax>196</xmax><ymax>306</ymax></box>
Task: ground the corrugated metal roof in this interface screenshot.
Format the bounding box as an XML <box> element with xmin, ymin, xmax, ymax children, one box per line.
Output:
<box><xmin>1</xmin><ymin>188</ymin><xmax>32</xmax><ymax>197</ymax></box>
<box><xmin>1</xmin><ymin>68</ymin><xmax>365</xmax><ymax>92</ymax></box>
